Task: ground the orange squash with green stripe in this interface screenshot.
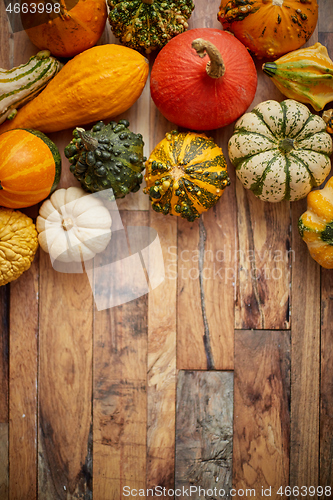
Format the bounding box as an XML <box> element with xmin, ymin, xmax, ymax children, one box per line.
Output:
<box><xmin>0</xmin><ymin>129</ymin><xmax>61</xmax><ymax>209</ymax></box>
<box><xmin>144</xmin><ymin>130</ymin><xmax>230</xmax><ymax>222</ymax></box>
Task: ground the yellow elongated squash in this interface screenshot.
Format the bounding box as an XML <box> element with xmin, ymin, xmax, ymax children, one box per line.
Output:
<box><xmin>262</xmin><ymin>43</ymin><xmax>333</xmax><ymax>112</ymax></box>
<box><xmin>0</xmin><ymin>44</ymin><xmax>149</xmax><ymax>134</ymax></box>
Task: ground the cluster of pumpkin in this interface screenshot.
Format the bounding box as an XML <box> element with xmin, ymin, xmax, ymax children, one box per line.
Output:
<box><xmin>0</xmin><ymin>0</ymin><xmax>333</xmax><ymax>288</ymax></box>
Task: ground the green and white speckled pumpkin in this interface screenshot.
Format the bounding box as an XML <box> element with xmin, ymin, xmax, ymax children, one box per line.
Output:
<box><xmin>228</xmin><ymin>99</ymin><xmax>333</xmax><ymax>202</ymax></box>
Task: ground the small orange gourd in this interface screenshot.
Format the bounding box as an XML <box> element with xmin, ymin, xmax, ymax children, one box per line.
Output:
<box><xmin>299</xmin><ymin>177</ymin><xmax>333</xmax><ymax>269</ymax></box>
<box><xmin>0</xmin><ymin>44</ymin><xmax>149</xmax><ymax>135</ymax></box>
<box><xmin>0</xmin><ymin>129</ymin><xmax>61</xmax><ymax>209</ymax></box>
<box><xmin>217</xmin><ymin>0</ymin><xmax>318</xmax><ymax>59</ymax></box>
<box><xmin>21</xmin><ymin>0</ymin><xmax>107</xmax><ymax>59</ymax></box>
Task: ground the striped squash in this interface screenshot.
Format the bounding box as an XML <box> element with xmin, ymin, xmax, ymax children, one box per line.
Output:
<box><xmin>298</xmin><ymin>176</ymin><xmax>333</xmax><ymax>268</ymax></box>
<box><xmin>228</xmin><ymin>99</ymin><xmax>333</xmax><ymax>202</ymax></box>
<box><xmin>0</xmin><ymin>129</ymin><xmax>61</xmax><ymax>209</ymax></box>
<box><xmin>144</xmin><ymin>131</ymin><xmax>230</xmax><ymax>222</ymax></box>
<box><xmin>0</xmin><ymin>50</ymin><xmax>61</xmax><ymax>125</ymax></box>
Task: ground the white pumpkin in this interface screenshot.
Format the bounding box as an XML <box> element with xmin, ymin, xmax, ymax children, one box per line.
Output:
<box><xmin>37</xmin><ymin>187</ymin><xmax>112</xmax><ymax>263</ymax></box>
<box><xmin>228</xmin><ymin>99</ymin><xmax>333</xmax><ymax>202</ymax></box>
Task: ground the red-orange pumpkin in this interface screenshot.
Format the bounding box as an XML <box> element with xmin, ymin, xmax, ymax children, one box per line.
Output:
<box><xmin>0</xmin><ymin>129</ymin><xmax>61</xmax><ymax>209</ymax></box>
<box><xmin>150</xmin><ymin>28</ymin><xmax>257</xmax><ymax>131</ymax></box>
<box><xmin>217</xmin><ymin>0</ymin><xmax>318</xmax><ymax>60</ymax></box>
<box><xmin>21</xmin><ymin>0</ymin><xmax>107</xmax><ymax>59</ymax></box>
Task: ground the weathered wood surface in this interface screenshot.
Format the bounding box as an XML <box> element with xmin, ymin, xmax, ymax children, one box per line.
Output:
<box><xmin>233</xmin><ymin>331</ymin><xmax>290</xmax><ymax>498</ymax></box>
<box><xmin>147</xmin><ymin>211</ymin><xmax>177</xmax><ymax>494</ymax></box>
<box><xmin>320</xmin><ymin>268</ymin><xmax>333</xmax><ymax>489</ymax></box>
<box><xmin>0</xmin><ymin>283</ymin><xmax>9</xmax><ymax>500</ymax></box>
<box><xmin>0</xmin><ymin>0</ymin><xmax>333</xmax><ymax>498</ymax></box>
<box><xmin>290</xmin><ymin>198</ymin><xmax>321</xmax><ymax>498</ymax></box>
<box><xmin>38</xmin><ymin>250</ymin><xmax>93</xmax><ymax>499</ymax></box>
<box><xmin>93</xmin><ymin>211</ymin><xmax>148</xmax><ymax>500</ymax></box>
<box><xmin>175</xmin><ymin>371</ymin><xmax>233</xmax><ymax>499</ymax></box>
<box><xmin>9</xmin><ymin>257</ymin><xmax>38</xmax><ymax>500</ymax></box>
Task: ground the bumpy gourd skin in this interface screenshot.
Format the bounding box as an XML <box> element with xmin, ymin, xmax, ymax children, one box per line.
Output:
<box><xmin>108</xmin><ymin>0</ymin><xmax>195</xmax><ymax>53</ymax></box>
<box><xmin>0</xmin><ymin>208</ymin><xmax>38</xmax><ymax>286</ymax></box>
<box><xmin>65</xmin><ymin>120</ymin><xmax>146</xmax><ymax>199</ymax></box>
<box><xmin>298</xmin><ymin>176</ymin><xmax>333</xmax><ymax>269</ymax></box>
<box><xmin>144</xmin><ymin>131</ymin><xmax>230</xmax><ymax>222</ymax></box>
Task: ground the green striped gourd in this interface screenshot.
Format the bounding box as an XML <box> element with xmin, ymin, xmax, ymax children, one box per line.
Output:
<box><xmin>228</xmin><ymin>99</ymin><xmax>333</xmax><ymax>202</ymax></box>
<box><xmin>0</xmin><ymin>50</ymin><xmax>61</xmax><ymax>124</ymax></box>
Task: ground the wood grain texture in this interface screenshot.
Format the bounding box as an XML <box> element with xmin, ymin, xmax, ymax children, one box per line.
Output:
<box><xmin>318</xmin><ymin>0</ymin><xmax>333</xmax><ymax>33</ymax></box>
<box><xmin>0</xmin><ymin>285</ymin><xmax>9</xmax><ymax>500</ymax></box>
<box><xmin>9</xmin><ymin>257</ymin><xmax>38</xmax><ymax>500</ymax></box>
<box><xmin>93</xmin><ymin>211</ymin><xmax>148</xmax><ymax>500</ymax></box>
<box><xmin>38</xmin><ymin>251</ymin><xmax>93</xmax><ymax>500</ymax></box>
<box><xmin>147</xmin><ymin>210</ymin><xmax>177</xmax><ymax>494</ymax></box>
<box><xmin>0</xmin><ymin>423</ymin><xmax>8</xmax><ymax>500</ymax></box>
<box><xmin>175</xmin><ymin>371</ymin><xmax>233</xmax><ymax>499</ymax></box>
<box><xmin>320</xmin><ymin>269</ymin><xmax>333</xmax><ymax>488</ymax></box>
<box><xmin>290</xmin><ymin>199</ymin><xmax>320</xmax><ymax>497</ymax></box>
<box><xmin>233</xmin><ymin>330</ymin><xmax>290</xmax><ymax>496</ymax></box>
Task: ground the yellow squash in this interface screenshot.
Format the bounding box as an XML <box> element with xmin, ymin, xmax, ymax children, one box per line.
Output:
<box><xmin>298</xmin><ymin>177</ymin><xmax>333</xmax><ymax>269</ymax></box>
<box><xmin>0</xmin><ymin>207</ymin><xmax>38</xmax><ymax>286</ymax></box>
<box><xmin>263</xmin><ymin>43</ymin><xmax>333</xmax><ymax>111</ymax></box>
<box><xmin>0</xmin><ymin>44</ymin><xmax>149</xmax><ymax>134</ymax></box>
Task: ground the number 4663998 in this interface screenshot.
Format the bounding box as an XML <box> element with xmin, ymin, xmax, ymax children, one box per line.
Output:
<box><xmin>6</xmin><ymin>3</ymin><xmax>61</xmax><ymax>14</ymax></box>
<box><xmin>277</xmin><ymin>486</ymin><xmax>331</xmax><ymax>496</ymax></box>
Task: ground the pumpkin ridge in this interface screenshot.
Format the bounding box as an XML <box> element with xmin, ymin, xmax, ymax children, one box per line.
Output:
<box><xmin>283</xmin><ymin>154</ymin><xmax>291</xmax><ymax>200</ymax></box>
<box><xmin>280</xmin><ymin>100</ymin><xmax>288</xmax><ymax>137</ymax></box>
<box><xmin>251</xmin><ymin>108</ymin><xmax>277</xmax><ymax>138</ymax></box>
<box><xmin>289</xmin><ymin>151</ymin><xmax>320</xmax><ymax>188</ymax></box>
<box><xmin>249</xmin><ymin>151</ymin><xmax>281</xmax><ymax>198</ymax></box>
<box><xmin>234</xmin><ymin>128</ymin><xmax>277</xmax><ymax>143</ymax></box>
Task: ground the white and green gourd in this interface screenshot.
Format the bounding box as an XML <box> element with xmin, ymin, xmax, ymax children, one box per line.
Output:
<box><xmin>228</xmin><ymin>99</ymin><xmax>333</xmax><ymax>202</ymax></box>
<box><xmin>0</xmin><ymin>50</ymin><xmax>61</xmax><ymax>124</ymax></box>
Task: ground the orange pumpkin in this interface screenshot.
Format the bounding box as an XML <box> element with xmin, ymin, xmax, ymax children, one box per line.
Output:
<box><xmin>21</xmin><ymin>0</ymin><xmax>107</xmax><ymax>59</ymax></box>
<box><xmin>0</xmin><ymin>129</ymin><xmax>61</xmax><ymax>209</ymax></box>
<box><xmin>217</xmin><ymin>0</ymin><xmax>318</xmax><ymax>60</ymax></box>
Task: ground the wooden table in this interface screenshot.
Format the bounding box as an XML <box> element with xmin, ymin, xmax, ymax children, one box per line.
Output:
<box><xmin>0</xmin><ymin>0</ymin><xmax>332</xmax><ymax>499</ymax></box>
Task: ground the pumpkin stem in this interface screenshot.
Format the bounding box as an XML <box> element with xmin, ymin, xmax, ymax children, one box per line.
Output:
<box><xmin>323</xmin><ymin>109</ymin><xmax>333</xmax><ymax>134</ymax></box>
<box><xmin>62</xmin><ymin>218</ymin><xmax>74</xmax><ymax>231</ymax></box>
<box><xmin>191</xmin><ymin>38</ymin><xmax>225</xmax><ymax>79</ymax></box>
<box><xmin>76</xmin><ymin>128</ymin><xmax>99</xmax><ymax>151</ymax></box>
<box><xmin>279</xmin><ymin>138</ymin><xmax>295</xmax><ymax>154</ymax></box>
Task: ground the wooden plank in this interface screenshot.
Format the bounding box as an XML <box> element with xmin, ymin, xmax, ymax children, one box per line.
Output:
<box><xmin>38</xmin><ymin>251</ymin><xmax>93</xmax><ymax>499</ymax></box>
<box><xmin>320</xmin><ymin>269</ymin><xmax>333</xmax><ymax>488</ymax></box>
<box><xmin>290</xmin><ymin>199</ymin><xmax>320</xmax><ymax>497</ymax></box>
<box><xmin>9</xmin><ymin>257</ymin><xmax>38</xmax><ymax>500</ymax></box>
<box><xmin>233</xmin><ymin>330</ymin><xmax>290</xmax><ymax>496</ymax></box>
<box><xmin>0</xmin><ymin>423</ymin><xmax>8</xmax><ymax>500</ymax></box>
<box><xmin>318</xmin><ymin>0</ymin><xmax>333</xmax><ymax>34</ymax></box>
<box><xmin>93</xmin><ymin>211</ymin><xmax>148</xmax><ymax>500</ymax></box>
<box><xmin>147</xmin><ymin>211</ymin><xmax>177</xmax><ymax>494</ymax></box>
<box><xmin>0</xmin><ymin>283</ymin><xmax>9</xmax><ymax>500</ymax></box>
<box><xmin>175</xmin><ymin>371</ymin><xmax>233</xmax><ymax>498</ymax></box>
